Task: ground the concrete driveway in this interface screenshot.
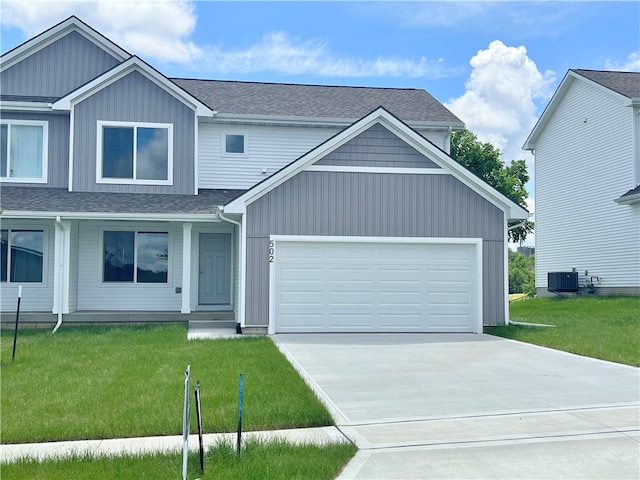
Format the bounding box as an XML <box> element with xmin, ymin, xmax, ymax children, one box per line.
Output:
<box><xmin>274</xmin><ymin>334</ymin><xmax>640</xmax><ymax>479</ymax></box>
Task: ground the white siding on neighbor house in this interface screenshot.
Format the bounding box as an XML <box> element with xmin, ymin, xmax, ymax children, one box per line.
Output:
<box><xmin>535</xmin><ymin>78</ymin><xmax>640</xmax><ymax>289</ymax></box>
<box><xmin>198</xmin><ymin>123</ymin><xmax>341</xmax><ymax>189</ymax></box>
<box><xmin>0</xmin><ymin>220</ymin><xmax>55</xmax><ymax>312</ymax></box>
<box><xmin>76</xmin><ymin>221</ymin><xmax>183</xmax><ymax>311</ymax></box>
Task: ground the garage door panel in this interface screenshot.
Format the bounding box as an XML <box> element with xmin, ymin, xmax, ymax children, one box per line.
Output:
<box><xmin>273</xmin><ymin>240</ymin><xmax>480</xmax><ymax>333</ymax></box>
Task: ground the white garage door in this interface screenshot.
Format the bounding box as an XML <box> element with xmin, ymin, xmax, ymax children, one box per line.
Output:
<box><xmin>271</xmin><ymin>238</ymin><xmax>482</xmax><ymax>333</ymax></box>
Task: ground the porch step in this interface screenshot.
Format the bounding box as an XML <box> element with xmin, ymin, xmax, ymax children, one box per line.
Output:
<box><xmin>187</xmin><ymin>319</ymin><xmax>240</xmax><ymax>340</ymax></box>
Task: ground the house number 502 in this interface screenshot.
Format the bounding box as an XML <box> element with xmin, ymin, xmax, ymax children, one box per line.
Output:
<box><xmin>269</xmin><ymin>240</ymin><xmax>275</xmax><ymax>263</ymax></box>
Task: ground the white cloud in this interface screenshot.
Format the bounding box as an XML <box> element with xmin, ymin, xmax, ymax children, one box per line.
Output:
<box><xmin>0</xmin><ymin>0</ymin><xmax>202</xmax><ymax>64</ymax></box>
<box><xmin>605</xmin><ymin>52</ymin><xmax>640</xmax><ymax>72</ymax></box>
<box><xmin>204</xmin><ymin>31</ymin><xmax>457</xmax><ymax>79</ymax></box>
<box><xmin>445</xmin><ymin>40</ymin><xmax>555</xmax><ymax>168</ymax></box>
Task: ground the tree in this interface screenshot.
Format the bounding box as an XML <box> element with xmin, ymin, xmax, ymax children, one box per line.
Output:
<box><xmin>508</xmin><ymin>250</ymin><xmax>536</xmax><ymax>296</ymax></box>
<box><xmin>450</xmin><ymin>129</ymin><xmax>533</xmax><ymax>242</ymax></box>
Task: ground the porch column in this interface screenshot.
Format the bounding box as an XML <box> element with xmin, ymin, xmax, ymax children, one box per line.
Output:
<box><xmin>181</xmin><ymin>223</ymin><xmax>192</xmax><ymax>314</ymax></box>
<box><xmin>52</xmin><ymin>219</ymin><xmax>71</xmax><ymax>314</ymax></box>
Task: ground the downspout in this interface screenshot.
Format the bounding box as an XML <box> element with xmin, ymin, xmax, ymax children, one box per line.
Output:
<box><xmin>52</xmin><ymin>216</ymin><xmax>64</xmax><ymax>334</ymax></box>
<box><xmin>217</xmin><ymin>206</ymin><xmax>244</xmax><ymax>334</ymax></box>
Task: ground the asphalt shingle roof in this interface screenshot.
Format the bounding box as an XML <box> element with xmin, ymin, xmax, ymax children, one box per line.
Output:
<box><xmin>0</xmin><ymin>186</ymin><xmax>246</xmax><ymax>214</ymax></box>
<box><xmin>171</xmin><ymin>78</ymin><xmax>463</xmax><ymax>124</ymax></box>
<box><xmin>573</xmin><ymin>69</ymin><xmax>640</xmax><ymax>99</ymax></box>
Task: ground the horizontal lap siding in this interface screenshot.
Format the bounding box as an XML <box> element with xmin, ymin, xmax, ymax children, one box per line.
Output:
<box><xmin>0</xmin><ymin>219</ymin><xmax>55</xmax><ymax>312</ymax></box>
<box><xmin>316</xmin><ymin>124</ymin><xmax>441</xmax><ymax>168</ymax></box>
<box><xmin>1</xmin><ymin>31</ymin><xmax>121</xmax><ymax>98</ymax></box>
<box><xmin>198</xmin><ymin>123</ymin><xmax>338</xmax><ymax>189</ymax></box>
<box><xmin>68</xmin><ymin>221</ymin><xmax>79</xmax><ymax>312</ymax></box>
<box><xmin>76</xmin><ymin>222</ymin><xmax>183</xmax><ymax>311</ymax></box>
<box><xmin>535</xmin><ymin>79</ymin><xmax>640</xmax><ymax>288</ymax></box>
<box><xmin>0</xmin><ymin>112</ymin><xmax>69</xmax><ymax>188</ymax></box>
<box><xmin>73</xmin><ymin>71</ymin><xmax>195</xmax><ymax>194</ymax></box>
<box><xmin>245</xmin><ymin>171</ymin><xmax>505</xmax><ymax>326</ymax></box>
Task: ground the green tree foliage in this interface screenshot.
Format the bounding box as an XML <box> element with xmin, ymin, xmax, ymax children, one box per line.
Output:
<box><xmin>450</xmin><ymin>129</ymin><xmax>533</xmax><ymax>242</ymax></box>
<box><xmin>508</xmin><ymin>250</ymin><xmax>536</xmax><ymax>295</ymax></box>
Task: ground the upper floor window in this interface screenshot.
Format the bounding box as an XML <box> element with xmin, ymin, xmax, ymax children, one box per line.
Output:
<box><xmin>1</xmin><ymin>229</ymin><xmax>45</xmax><ymax>283</ymax></box>
<box><xmin>0</xmin><ymin>120</ymin><xmax>48</xmax><ymax>183</ymax></box>
<box><xmin>223</xmin><ymin>133</ymin><xmax>247</xmax><ymax>156</ymax></box>
<box><xmin>97</xmin><ymin>121</ymin><xmax>173</xmax><ymax>185</ymax></box>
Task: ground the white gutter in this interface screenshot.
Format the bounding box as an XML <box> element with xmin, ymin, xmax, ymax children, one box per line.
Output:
<box><xmin>0</xmin><ymin>211</ymin><xmax>220</xmax><ymax>222</ymax></box>
<box><xmin>217</xmin><ymin>206</ymin><xmax>245</xmax><ymax>331</ymax></box>
<box><xmin>52</xmin><ymin>216</ymin><xmax>64</xmax><ymax>334</ymax></box>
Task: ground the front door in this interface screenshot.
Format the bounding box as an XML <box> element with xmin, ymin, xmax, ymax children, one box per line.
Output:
<box><xmin>198</xmin><ymin>233</ymin><xmax>231</xmax><ymax>305</ymax></box>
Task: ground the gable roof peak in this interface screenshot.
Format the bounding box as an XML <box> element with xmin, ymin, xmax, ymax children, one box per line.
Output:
<box><xmin>1</xmin><ymin>15</ymin><xmax>130</xmax><ymax>73</ymax></box>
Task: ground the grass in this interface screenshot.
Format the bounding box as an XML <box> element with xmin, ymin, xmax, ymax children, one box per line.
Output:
<box><xmin>0</xmin><ymin>439</ymin><xmax>357</xmax><ymax>480</ymax></box>
<box><xmin>1</xmin><ymin>324</ymin><xmax>333</xmax><ymax>444</ymax></box>
<box><xmin>487</xmin><ymin>296</ymin><xmax>640</xmax><ymax>366</ymax></box>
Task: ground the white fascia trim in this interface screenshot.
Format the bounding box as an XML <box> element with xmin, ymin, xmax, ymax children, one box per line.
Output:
<box><xmin>206</xmin><ymin>112</ymin><xmax>464</xmax><ymax>131</ymax></box>
<box><xmin>305</xmin><ymin>165</ymin><xmax>449</xmax><ymax>175</ymax></box>
<box><xmin>1</xmin><ymin>211</ymin><xmax>220</xmax><ymax>222</ymax></box>
<box><xmin>615</xmin><ymin>192</ymin><xmax>640</xmax><ymax>205</ymax></box>
<box><xmin>0</xmin><ymin>101</ymin><xmax>53</xmax><ymax>112</ymax></box>
<box><xmin>0</xmin><ymin>17</ymin><xmax>129</xmax><ymax>73</ymax></box>
<box><xmin>68</xmin><ymin>104</ymin><xmax>75</xmax><ymax>191</ymax></box>
<box><xmin>51</xmin><ymin>58</ymin><xmax>214</xmax><ymax>116</ymax></box>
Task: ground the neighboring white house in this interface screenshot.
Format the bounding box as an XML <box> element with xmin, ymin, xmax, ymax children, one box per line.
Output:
<box><xmin>524</xmin><ymin>69</ymin><xmax>640</xmax><ymax>295</ymax></box>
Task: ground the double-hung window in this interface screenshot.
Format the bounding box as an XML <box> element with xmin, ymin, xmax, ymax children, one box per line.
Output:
<box><xmin>0</xmin><ymin>120</ymin><xmax>48</xmax><ymax>183</ymax></box>
<box><xmin>98</xmin><ymin>122</ymin><xmax>173</xmax><ymax>185</ymax></box>
<box><xmin>1</xmin><ymin>229</ymin><xmax>45</xmax><ymax>283</ymax></box>
<box><xmin>103</xmin><ymin>231</ymin><xmax>169</xmax><ymax>283</ymax></box>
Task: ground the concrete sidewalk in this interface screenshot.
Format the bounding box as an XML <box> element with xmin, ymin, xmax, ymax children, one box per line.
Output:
<box><xmin>1</xmin><ymin>426</ymin><xmax>348</xmax><ymax>463</ymax></box>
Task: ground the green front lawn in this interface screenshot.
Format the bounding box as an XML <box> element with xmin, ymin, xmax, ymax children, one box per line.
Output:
<box><xmin>1</xmin><ymin>439</ymin><xmax>357</xmax><ymax>480</ymax></box>
<box><xmin>487</xmin><ymin>296</ymin><xmax>640</xmax><ymax>366</ymax></box>
<box><xmin>1</xmin><ymin>324</ymin><xmax>333</xmax><ymax>444</ymax></box>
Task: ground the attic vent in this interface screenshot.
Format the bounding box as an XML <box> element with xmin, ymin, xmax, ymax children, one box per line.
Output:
<box><xmin>547</xmin><ymin>272</ymin><xmax>579</xmax><ymax>293</ymax></box>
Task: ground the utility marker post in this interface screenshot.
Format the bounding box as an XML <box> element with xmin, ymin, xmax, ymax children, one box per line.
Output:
<box><xmin>236</xmin><ymin>373</ymin><xmax>244</xmax><ymax>455</ymax></box>
<box><xmin>182</xmin><ymin>365</ymin><xmax>191</xmax><ymax>480</ymax></box>
<box><xmin>12</xmin><ymin>286</ymin><xmax>22</xmax><ymax>363</ymax></box>
<box><xmin>195</xmin><ymin>380</ymin><xmax>204</xmax><ymax>474</ymax></box>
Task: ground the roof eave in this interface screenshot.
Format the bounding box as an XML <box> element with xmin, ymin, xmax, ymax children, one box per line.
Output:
<box><xmin>0</xmin><ymin>101</ymin><xmax>53</xmax><ymax>112</ymax></box>
<box><xmin>0</xmin><ymin>210</ymin><xmax>221</xmax><ymax>222</ymax></box>
<box><xmin>614</xmin><ymin>193</ymin><xmax>640</xmax><ymax>205</ymax></box>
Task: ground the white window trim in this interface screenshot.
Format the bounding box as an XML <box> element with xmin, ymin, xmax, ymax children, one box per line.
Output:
<box><xmin>1</xmin><ymin>226</ymin><xmax>49</xmax><ymax>285</ymax></box>
<box><xmin>99</xmin><ymin>228</ymin><xmax>172</xmax><ymax>285</ymax></box>
<box><xmin>96</xmin><ymin>121</ymin><xmax>174</xmax><ymax>186</ymax></box>
<box><xmin>0</xmin><ymin>119</ymin><xmax>48</xmax><ymax>184</ymax></box>
<box><xmin>221</xmin><ymin>131</ymin><xmax>248</xmax><ymax>157</ymax></box>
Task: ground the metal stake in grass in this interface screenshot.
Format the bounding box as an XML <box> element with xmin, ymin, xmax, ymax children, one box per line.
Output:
<box><xmin>236</xmin><ymin>373</ymin><xmax>244</xmax><ymax>455</ymax></box>
<box><xmin>195</xmin><ymin>380</ymin><xmax>204</xmax><ymax>473</ymax></box>
<box><xmin>182</xmin><ymin>365</ymin><xmax>191</xmax><ymax>480</ymax></box>
<box><xmin>12</xmin><ymin>286</ymin><xmax>22</xmax><ymax>363</ymax></box>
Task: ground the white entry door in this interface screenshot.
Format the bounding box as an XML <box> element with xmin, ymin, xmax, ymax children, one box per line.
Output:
<box><xmin>271</xmin><ymin>238</ymin><xmax>481</xmax><ymax>333</ymax></box>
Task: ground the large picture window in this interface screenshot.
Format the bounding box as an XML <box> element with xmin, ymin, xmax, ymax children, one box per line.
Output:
<box><xmin>103</xmin><ymin>231</ymin><xmax>169</xmax><ymax>283</ymax></box>
<box><xmin>1</xmin><ymin>229</ymin><xmax>44</xmax><ymax>283</ymax></box>
<box><xmin>98</xmin><ymin>122</ymin><xmax>172</xmax><ymax>184</ymax></box>
<box><xmin>0</xmin><ymin>120</ymin><xmax>48</xmax><ymax>183</ymax></box>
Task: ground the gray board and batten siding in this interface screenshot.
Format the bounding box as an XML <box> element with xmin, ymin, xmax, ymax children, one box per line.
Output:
<box><xmin>72</xmin><ymin>70</ymin><xmax>196</xmax><ymax>194</ymax></box>
<box><xmin>0</xmin><ymin>111</ymin><xmax>70</xmax><ymax>188</ymax></box>
<box><xmin>243</xmin><ymin>128</ymin><xmax>506</xmax><ymax>328</ymax></box>
<box><xmin>315</xmin><ymin>124</ymin><xmax>442</xmax><ymax>168</ymax></box>
<box><xmin>1</xmin><ymin>31</ymin><xmax>122</xmax><ymax>99</ymax></box>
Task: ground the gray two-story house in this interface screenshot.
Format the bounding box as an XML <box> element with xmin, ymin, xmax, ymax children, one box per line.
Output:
<box><xmin>0</xmin><ymin>17</ymin><xmax>528</xmax><ymax>334</ymax></box>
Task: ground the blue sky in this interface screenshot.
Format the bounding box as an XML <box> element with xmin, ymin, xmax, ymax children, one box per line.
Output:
<box><xmin>1</xmin><ymin>1</ymin><xmax>639</xmax><ymax>245</ymax></box>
